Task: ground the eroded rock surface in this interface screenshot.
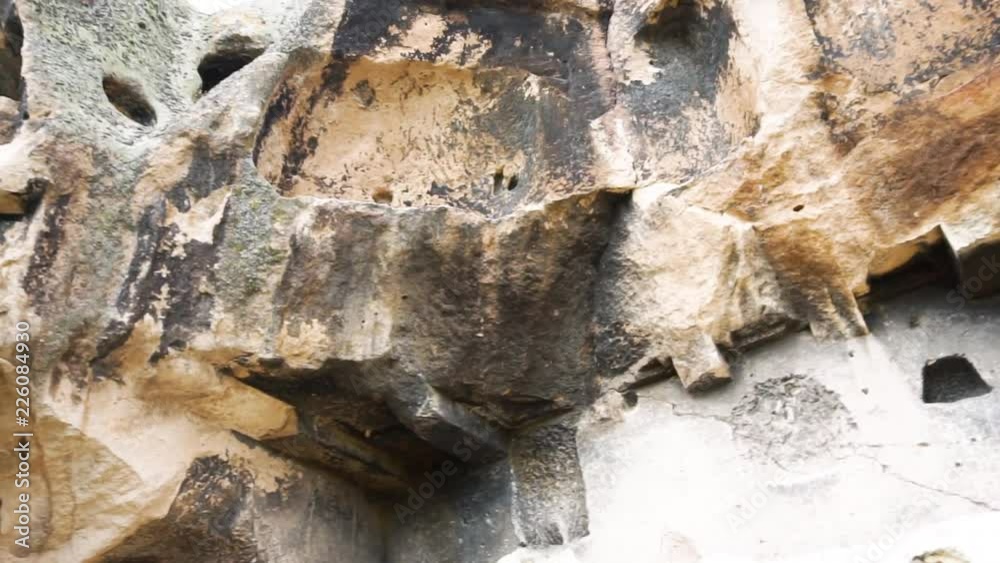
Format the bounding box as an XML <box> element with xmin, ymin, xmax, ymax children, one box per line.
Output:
<box><xmin>0</xmin><ymin>0</ymin><xmax>997</xmax><ymax>561</ymax></box>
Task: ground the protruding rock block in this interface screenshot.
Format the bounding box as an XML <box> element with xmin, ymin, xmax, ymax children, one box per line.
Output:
<box><xmin>509</xmin><ymin>419</ymin><xmax>588</xmax><ymax>547</ymax></box>
<box><xmin>264</xmin><ymin>413</ymin><xmax>416</xmax><ymax>493</ymax></box>
<box><xmin>390</xmin><ymin>378</ymin><xmax>508</xmax><ymax>464</ymax></box>
<box><xmin>0</xmin><ymin>139</ymin><xmax>47</xmax><ymax>214</ymax></box>
<box><xmin>943</xmin><ymin>225</ymin><xmax>1000</xmax><ymax>301</ymax></box>
<box><xmin>596</xmin><ymin>186</ymin><xmax>797</xmax><ymax>390</ymax></box>
<box><xmin>140</xmin><ymin>356</ymin><xmax>299</xmax><ymax>441</ymax></box>
<box><xmin>670</xmin><ymin>330</ymin><xmax>731</xmax><ymax>391</ymax></box>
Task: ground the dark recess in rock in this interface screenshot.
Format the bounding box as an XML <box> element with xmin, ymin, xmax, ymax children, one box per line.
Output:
<box><xmin>100</xmin><ymin>456</ymin><xmax>258</xmax><ymax>563</ymax></box>
<box><xmin>506</xmin><ymin>174</ymin><xmax>519</xmax><ymax>191</ymax></box>
<box><xmin>728</xmin><ymin>314</ymin><xmax>806</xmax><ymax>353</ymax></box>
<box><xmin>243</xmin><ymin>359</ymin><xmax>455</xmax><ymax>490</ymax></box>
<box><xmin>0</xmin><ymin>0</ymin><xmax>22</xmax><ymax>100</ymax></box>
<box><xmin>626</xmin><ymin>0</ymin><xmax>748</xmax><ymax>179</ymax></box>
<box><xmin>102</xmin><ymin>75</ymin><xmax>157</xmax><ymax>126</ymax></box>
<box><xmin>638</xmin><ymin>0</ymin><xmax>701</xmax><ymax>47</ymax></box>
<box><xmin>861</xmin><ymin>236</ymin><xmax>958</xmax><ymax>310</ymax></box>
<box><xmin>198</xmin><ymin>46</ymin><xmax>264</xmax><ymax>93</ymax></box>
<box><xmin>922</xmin><ymin>355</ymin><xmax>992</xmax><ymax>404</ymax></box>
<box><xmin>618</xmin><ymin>357</ymin><xmax>675</xmax><ymax>392</ymax></box>
<box><xmin>622</xmin><ymin>390</ymin><xmax>638</xmax><ymax>407</ymax></box>
<box><xmin>24</xmin><ymin>194</ymin><xmax>71</xmax><ymax>306</ymax></box>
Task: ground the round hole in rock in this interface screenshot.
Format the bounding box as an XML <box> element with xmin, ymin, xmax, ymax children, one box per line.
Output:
<box><xmin>922</xmin><ymin>355</ymin><xmax>992</xmax><ymax>404</ymax></box>
<box><xmin>506</xmin><ymin>174</ymin><xmax>519</xmax><ymax>191</ymax></box>
<box><xmin>793</xmin><ymin>204</ymin><xmax>804</xmax><ymax>212</ymax></box>
<box><xmin>197</xmin><ymin>47</ymin><xmax>264</xmax><ymax>94</ymax></box>
<box><xmin>622</xmin><ymin>390</ymin><xmax>638</xmax><ymax>408</ymax></box>
<box><xmin>102</xmin><ymin>75</ymin><xmax>156</xmax><ymax>126</ymax></box>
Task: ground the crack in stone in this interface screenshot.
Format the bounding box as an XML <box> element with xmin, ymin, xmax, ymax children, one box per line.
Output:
<box><xmin>635</xmin><ymin>394</ymin><xmax>736</xmax><ymax>428</ymax></box>
<box><xmin>841</xmin><ymin>451</ymin><xmax>1000</xmax><ymax>512</ymax></box>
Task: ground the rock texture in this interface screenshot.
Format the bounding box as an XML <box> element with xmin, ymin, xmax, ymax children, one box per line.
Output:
<box><xmin>0</xmin><ymin>0</ymin><xmax>997</xmax><ymax>561</ymax></box>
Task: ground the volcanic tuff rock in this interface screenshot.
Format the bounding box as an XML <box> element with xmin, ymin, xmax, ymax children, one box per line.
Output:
<box><xmin>0</xmin><ymin>0</ymin><xmax>997</xmax><ymax>561</ymax></box>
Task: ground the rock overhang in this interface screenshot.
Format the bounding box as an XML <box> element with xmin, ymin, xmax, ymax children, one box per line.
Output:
<box><xmin>253</xmin><ymin>0</ymin><xmax>614</xmax><ymax>215</ymax></box>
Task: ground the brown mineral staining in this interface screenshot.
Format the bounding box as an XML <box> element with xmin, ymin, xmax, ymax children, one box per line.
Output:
<box><xmin>858</xmin><ymin>69</ymin><xmax>1000</xmax><ymax>230</ymax></box>
<box><xmin>372</xmin><ymin>185</ymin><xmax>393</xmax><ymax>204</ymax></box>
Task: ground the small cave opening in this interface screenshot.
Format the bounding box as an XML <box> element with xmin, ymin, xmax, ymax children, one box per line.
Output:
<box><xmin>197</xmin><ymin>47</ymin><xmax>264</xmax><ymax>94</ymax></box>
<box><xmin>240</xmin><ymin>364</ymin><xmax>457</xmax><ymax>493</ymax></box>
<box><xmin>0</xmin><ymin>1</ymin><xmax>23</xmax><ymax>101</ymax></box>
<box><xmin>102</xmin><ymin>75</ymin><xmax>156</xmax><ymax>126</ymax></box>
<box><xmin>922</xmin><ymin>355</ymin><xmax>992</xmax><ymax>404</ymax></box>
<box><xmin>637</xmin><ymin>0</ymin><xmax>699</xmax><ymax>49</ymax></box>
<box><xmin>861</xmin><ymin>232</ymin><xmax>958</xmax><ymax>310</ymax></box>
<box><xmin>491</xmin><ymin>166</ymin><xmax>521</xmax><ymax>194</ymax></box>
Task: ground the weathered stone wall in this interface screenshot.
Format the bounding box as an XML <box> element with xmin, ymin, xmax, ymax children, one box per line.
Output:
<box><xmin>0</xmin><ymin>0</ymin><xmax>997</xmax><ymax>561</ymax></box>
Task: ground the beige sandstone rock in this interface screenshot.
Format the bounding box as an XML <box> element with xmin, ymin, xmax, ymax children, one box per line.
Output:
<box><xmin>0</xmin><ymin>0</ymin><xmax>997</xmax><ymax>561</ymax></box>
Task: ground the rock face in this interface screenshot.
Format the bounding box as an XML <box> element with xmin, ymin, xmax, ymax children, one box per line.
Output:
<box><xmin>0</xmin><ymin>0</ymin><xmax>997</xmax><ymax>561</ymax></box>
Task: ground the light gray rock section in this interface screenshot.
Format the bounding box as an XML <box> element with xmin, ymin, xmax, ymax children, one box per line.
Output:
<box><xmin>498</xmin><ymin>286</ymin><xmax>1000</xmax><ymax>562</ymax></box>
